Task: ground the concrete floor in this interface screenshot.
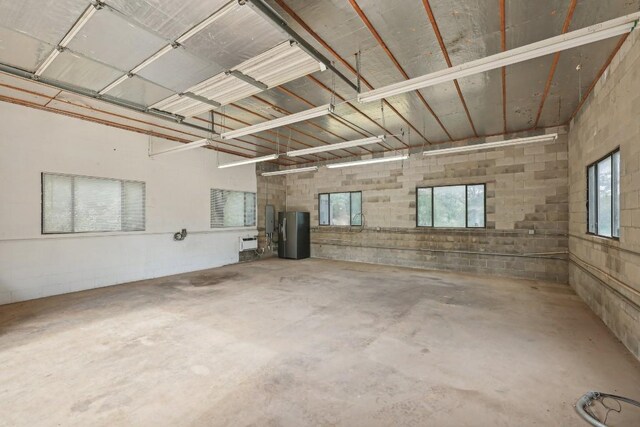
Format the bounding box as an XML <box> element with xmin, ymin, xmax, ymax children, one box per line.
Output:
<box><xmin>1</xmin><ymin>258</ymin><xmax>639</xmax><ymax>426</ymax></box>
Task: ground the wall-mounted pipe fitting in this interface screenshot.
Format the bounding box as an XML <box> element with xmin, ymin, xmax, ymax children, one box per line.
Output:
<box><xmin>174</xmin><ymin>229</ymin><xmax>188</xmax><ymax>241</ymax></box>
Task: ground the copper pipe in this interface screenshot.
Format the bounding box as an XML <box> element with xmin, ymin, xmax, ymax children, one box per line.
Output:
<box><xmin>0</xmin><ymin>86</ymin><xmax>294</xmax><ymax>165</ymax></box>
<box><xmin>0</xmin><ymin>79</ymin><xmax>292</xmax><ymax>162</ymax></box>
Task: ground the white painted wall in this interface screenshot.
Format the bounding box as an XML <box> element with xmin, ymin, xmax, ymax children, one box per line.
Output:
<box><xmin>0</xmin><ymin>102</ymin><xmax>257</xmax><ymax>304</ymax></box>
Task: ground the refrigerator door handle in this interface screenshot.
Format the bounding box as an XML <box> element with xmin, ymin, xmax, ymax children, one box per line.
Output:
<box><xmin>282</xmin><ymin>217</ymin><xmax>287</xmax><ymax>242</ymax></box>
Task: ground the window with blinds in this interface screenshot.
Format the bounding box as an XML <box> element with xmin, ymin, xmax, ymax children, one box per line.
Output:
<box><xmin>210</xmin><ymin>189</ymin><xmax>256</xmax><ymax>228</ymax></box>
<box><xmin>42</xmin><ymin>173</ymin><xmax>145</xmax><ymax>234</ymax></box>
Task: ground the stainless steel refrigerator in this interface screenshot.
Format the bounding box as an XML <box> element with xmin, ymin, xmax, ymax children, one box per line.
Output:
<box><xmin>278</xmin><ymin>211</ymin><xmax>310</xmax><ymax>259</ymax></box>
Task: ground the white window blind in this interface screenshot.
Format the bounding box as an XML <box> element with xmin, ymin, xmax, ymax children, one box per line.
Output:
<box><xmin>210</xmin><ymin>189</ymin><xmax>256</xmax><ymax>228</ymax></box>
<box><xmin>42</xmin><ymin>173</ymin><xmax>145</xmax><ymax>234</ymax></box>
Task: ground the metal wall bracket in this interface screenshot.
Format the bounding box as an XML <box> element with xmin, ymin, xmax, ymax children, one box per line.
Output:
<box><xmin>183</xmin><ymin>92</ymin><xmax>222</xmax><ymax>108</ymax></box>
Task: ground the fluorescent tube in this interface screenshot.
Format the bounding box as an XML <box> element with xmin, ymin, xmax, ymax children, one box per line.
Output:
<box><xmin>59</xmin><ymin>3</ymin><xmax>99</xmax><ymax>47</ymax></box>
<box><xmin>221</xmin><ymin>104</ymin><xmax>334</xmax><ymax>140</ymax></box>
<box><xmin>287</xmin><ymin>135</ymin><xmax>386</xmax><ymax>157</ymax></box>
<box><xmin>182</xmin><ymin>92</ymin><xmax>221</xmax><ymax>108</ymax></box>
<box><xmin>130</xmin><ymin>44</ymin><xmax>175</xmax><ymax>74</ymax></box>
<box><xmin>149</xmin><ymin>41</ymin><xmax>325</xmax><ymax>118</ymax></box>
<box><xmin>98</xmin><ymin>74</ymin><xmax>131</xmax><ymax>95</ymax></box>
<box><xmin>34</xmin><ymin>48</ymin><xmax>62</xmax><ymax>77</ymax></box>
<box><xmin>101</xmin><ymin>43</ymin><xmax>175</xmax><ymax>95</ymax></box>
<box><xmin>149</xmin><ymin>138</ymin><xmax>210</xmax><ymax>157</ymax></box>
<box><xmin>226</xmin><ymin>70</ymin><xmax>268</xmax><ymax>90</ymax></box>
<box><xmin>218</xmin><ymin>154</ymin><xmax>279</xmax><ymax>168</ymax></box>
<box><xmin>261</xmin><ymin>166</ymin><xmax>319</xmax><ymax>176</ymax></box>
<box><xmin>422</xmin><ymin>134</ymin><xmax>558</xmax><ymax>156</ymax></box>
<box><xmin>176</xmin><ymin>0</ymin><xmax>241</xmax><ymax>44</ymax></box>
<box><xmin>173</xmin><ymin>102</ymin><xmax>216</xmax><ymax>118</ymax></box>
<box><xmin>358</xmin><ymin>13</ymin><xmax>640</xmax><ymax>103</ymax></box>
<box><xmin>326</xmin><ymin>154</ymin><xmax>409</xmax><ymax>169</ymax></box>
<box><xmin>151</xmin><ymin>94</ymin><xmax>186</xmax><ymax>110</ymax></box>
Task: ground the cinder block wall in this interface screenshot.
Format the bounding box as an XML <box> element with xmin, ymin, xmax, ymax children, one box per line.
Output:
<box><xmin>256</xmin><ymin>164</ymin><xmax>286</xmax><ymax>257</ymax></box>
<box><xmin>568</xmin><ymin>31</ymin><xmax>640</xmax><ymax>359</ymax></box>
<box><xmin>280</xmin><ymin>130</ymin><xmax>569</xmax><ymax>282</ymax></box>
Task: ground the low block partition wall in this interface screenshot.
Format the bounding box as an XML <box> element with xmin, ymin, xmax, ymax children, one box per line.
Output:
<box><xmin>0</xmin><ymin>102</ymin><xmax>257</xmax><ymax>304</ymax></box>
<box><xmin>277</xmin><ymin>130</ymin><xmax>569</xmax><ymax>283</ymax></box>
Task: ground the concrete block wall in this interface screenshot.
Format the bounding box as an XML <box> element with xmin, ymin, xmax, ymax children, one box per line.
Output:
<box><xmin>256</xmin><ymin>164</ymin><xmax>286</xmax><ymax>257</ymax></box>
<box><xmin>568</xmin><ymin>30</ymin><xmax>640</xmax><ymax>359</ymax></box>
<box><xmin>283</xmin><ymin>130</ymin><xmax>569</xmax><ymax>282</ymax></box>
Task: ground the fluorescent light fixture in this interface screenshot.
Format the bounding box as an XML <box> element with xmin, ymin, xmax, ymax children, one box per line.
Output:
<box><xmin>34</xmin><ymin>48</ymin><xmax>62</xmax><ymax>77</ymax></box>
<box><xmin>326</xmin><ymin>154</ymin><xmax>409</xmax><ymax>169</ymax></box>
<box><xmin>422</xmin><ymin>133</ymin><xmax>558</xmax><ymax>156</ymax></box>
<box><xmin>189</xmin><ymin>72</ymin><xmax>260</xmax><ymax>108</ymax></box>
<box><xmin>221</xmin><ymin>104</ymin><xmax>334</xmax><ymax>140</ymax></box>
<box><xmin>236</xmin><ymin>41</ymin><xmax>327</xmax><ymax>88</ymax></box>
<box><xmin>151</xmin><ymin>93</ymin><xmax>185</xmax><ymax>110</ymax></box>
<box><xmin>358</xmin><ymin>12</ymin><xmax>640</xmax><ymax>103</ymax></box>
<box><xmin>59</xmin><ymin>3</ymin><xmax>99</xmax><ymax>47</ymax></box>
<box><xmin>149</xmin><ymin>41</ymin><xmax>325</xmax><ymax>118</ymax></box>
<box><xmin>182</xmin><ymin>92</ymin><xmax>221</xmax><ymax>108</ymax></box>
<box><xmin>30</xmin><ymin>0</ymin><xmax>97</xmax><ymax>77</ymax></box>
<box><xmin>226</xmin><ymin>70</ymin><xmax>268</xmax><ymax>90</ymax></box>
<box><xmin>176</xmin><ymin>0</ymin><xmax>241</xmax><ymax>44</ymax></box>
<box><xmin>218</xmin><ymin>154</ymin><xmax>279</xmax><ymax>169</ymax></box>
<box><xmin>130</xmin><ymin>44</ymin><xmax>175</xmax><ymax>74</ymax></box>
<box><xmin>171</xmin><ymin>102</ymin><xmax>216</xmax><ymax>118</ymax></box>
<box><xmin>287</xmin><ymin>135</ymin><xmax>386</xmax><ymax>157</ymax></box>
<box><xmin>149</xmin><ymin>138</ymin><xmax>210</xmax><ymax>157</ymax></box>
<box><xmin>99</xmin><ymin>74</ymin><xmax>131</xmax><ymax>95</ymax></box>
<box><xmin>261</xmin><ymin>166</ymin><xmax>319</xmax><ymax>176</ymax></box>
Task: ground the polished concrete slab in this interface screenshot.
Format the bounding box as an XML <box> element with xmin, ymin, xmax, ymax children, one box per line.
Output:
<box><xmin>1</xmin><ymin>258</ymin><xmax>639</xmax><ymax>426</ymax></box>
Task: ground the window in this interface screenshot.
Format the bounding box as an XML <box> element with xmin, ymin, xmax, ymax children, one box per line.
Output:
<box><xmin>588</xmin><ymin>150</ymin><xmax>620</xmax><ymax>238</ymax></box>
<box><xmin>416</xmin><ymin>184</ymin><xmax>485</xmax><ymax>228</ymax></box>
<box><xmin>318</xmin><ymin>191</ymin><xmax>362</xmax><ymax>226</ymax></box>
<box><xmin>211</xmin><ymin>189</ymin><xmax>256</xmax><ymax>228</ymax></box>
<box><xmin>42</xmin><ymin>173</ymin><xmax>145</xmax><ymax>234</ymax></box>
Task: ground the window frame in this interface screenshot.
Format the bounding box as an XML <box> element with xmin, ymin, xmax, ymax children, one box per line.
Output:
<box><xmin>318</xmin><ymin>191</ymin><xmax>362</xmax><ymax>226</ymax></box>
<box><xmin>210</xmin><ymin>188</ymin><xmax>257</xmax><ymax>229</ymax></box>
<box><xmin>415</xmin><ymin>183</ymin><xmax>486</xmax><ymax>229</ymax></box>
<box><xmin>41</xmin><ymin>172</ymin><xmax>146</xmax><ymax>235</ymax></box>
<box><xmin>586</xmin><ymin>148</ymin><xmax>620</xmax><ymax>240</ymax></box>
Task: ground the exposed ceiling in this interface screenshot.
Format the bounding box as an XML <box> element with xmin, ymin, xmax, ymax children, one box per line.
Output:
<box><xmin>0</xmin><ymin>0</ymin><xmax>638</xmax><ymax>166</ymax></box>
